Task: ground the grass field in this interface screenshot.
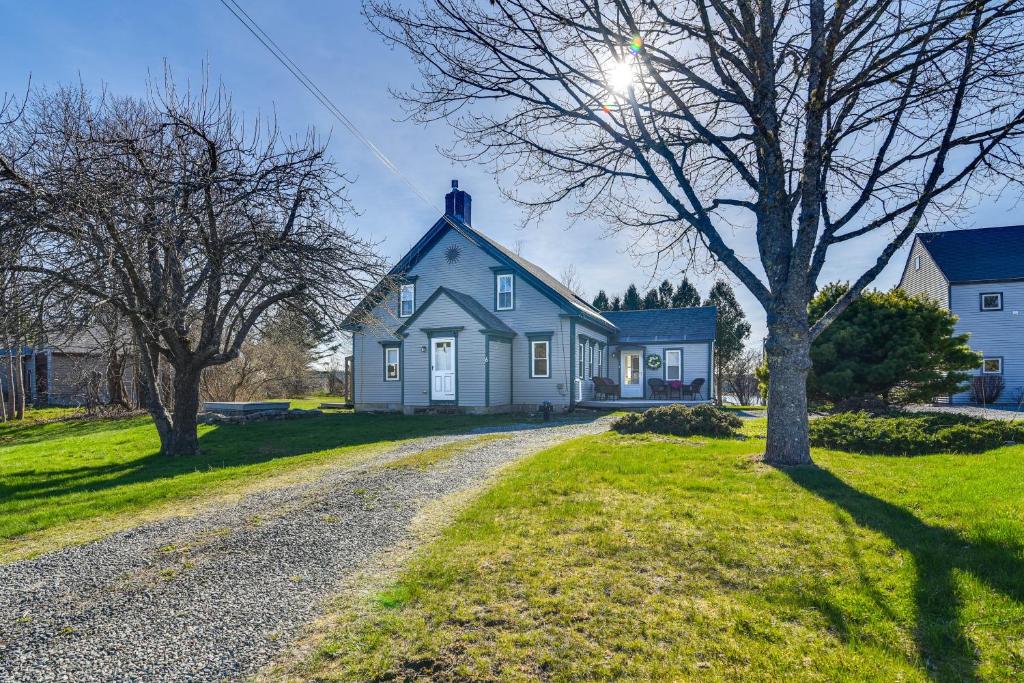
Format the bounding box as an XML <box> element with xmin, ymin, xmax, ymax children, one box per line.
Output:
<box><xmin>288</xmin><ymin>423</ymin><xmax>1024</xmax><ymax>682</ymax></box>
<box><xmin>0</xmin><ymin>403</ymin><xmax>524</xmax><ymax>561</ymax></box>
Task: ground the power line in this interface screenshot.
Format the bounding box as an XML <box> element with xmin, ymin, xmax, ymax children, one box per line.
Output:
<box><xmin>216</xmin><ymin>0</ymin><xmax>453</xmax><ymax>223</ymax></box>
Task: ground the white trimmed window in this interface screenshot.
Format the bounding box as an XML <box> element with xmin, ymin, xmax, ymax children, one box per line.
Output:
<box><xmin>531</xmin><ymin>340</ymin><xmax>550</xmax><ymax>378</ymax></box>
<box><xmin>585</xmin><ymin>342</ymin><xmax>592</xmax><ymax>378</ymax></box>
<box><xmin>981</xmin><ymin>292</ymin><xmax>1003</xmax><ymax>311</ymax></box>
<box><xmin>496</xmin><ymin>273</ymin><xmax>514</xmax><ymax>310</ymax></box>
<box><xmin>914</xmin><ymin>255</ymin><xmax>921</xmax><ymax>271</ymax></box>
<box><xmin>596</xmin><ymin>346</ymin><xmax>603</xmax><ymax>377</ymax></box>
<box><xmin>665</xmin><ymin>350</ymin><xmax>682</xmax><ymax>381</ymax></box>
<box><xmin>982</xmin><ymin>358</ymin><xmax>1003</xmax><ymax>374</ymax></box>
<box><xmin>577</xmin><ymin>342</ymin><xmax>584</xmax><ymax>378</ymax></box>
<box><xmin>384</xmin><ymin>346</ymin><xmax>400</xmax><ymax>381</ymax></box>
<box><xmin>399</xmin><ymin>283</ymin><xmax>415</xmax><ymax>317</ymax></box>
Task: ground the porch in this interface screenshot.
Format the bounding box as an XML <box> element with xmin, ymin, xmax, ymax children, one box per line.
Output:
<box><xmin>577</xmin><ymin>398</ymin><xmax>713</xmax><ymax>410</ymax></box>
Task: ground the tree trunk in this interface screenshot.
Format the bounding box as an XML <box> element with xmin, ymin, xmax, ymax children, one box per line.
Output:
<box><xmin>13</xmin><ymin>349</ymin><xmax>24</xmax><ymax>419</ymax></box>
<box><xmin>764</xmin><ymin>315</ymin><xmax>814</xmax><ymax>466</ymax></box>
<box><xmin>165</xmin><ymin>367</ymin><xmax>202</xmax><ymax>456</ymax></box>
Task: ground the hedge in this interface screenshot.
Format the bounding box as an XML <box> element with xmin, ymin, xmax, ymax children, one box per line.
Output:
<box><xmin>809</xmin><ymin>411</ymin><xmax>1024</xmax><ymax>456</ymax></box>
<box><xmin>611</xmin><ymin>404</ymin><xmax>743</xmax><ymax>438</ymax></box>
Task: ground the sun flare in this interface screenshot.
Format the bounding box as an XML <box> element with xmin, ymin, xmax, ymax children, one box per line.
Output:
<box><xmin>607</xmin><ymin>60</ymin><xmax>634</xmax><ymax>94</ymax></box>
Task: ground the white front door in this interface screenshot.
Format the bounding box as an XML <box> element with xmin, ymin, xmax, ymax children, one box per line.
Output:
<box><xmin>431</xmin><ymin>337</ymin><xmax>456</xmax><ymax>401</ymax></box>
<box><xmin>621</xmin><ymin>350</ymin><xmax>643</xmax><ymax>398</ymax></box>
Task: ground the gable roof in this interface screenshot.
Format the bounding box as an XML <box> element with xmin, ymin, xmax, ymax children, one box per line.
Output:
<box><xmin>918</xmin><ymin>225</ymin><xmax>1024</xmax><ymax>283</ymax></box>
<box><xmin>395</xmin><ymin>286</ymin><xmax>516</xmax><ymax>338</ymax></box>
<box><xmin>603</xmin><ymin>307</ymin><xmax>717</xmax><ymax>343</ymax></box>
<box><xmin>343</xmin><ymin>214</ymin><xmax>617</xmax><ymax>333</ymax></box>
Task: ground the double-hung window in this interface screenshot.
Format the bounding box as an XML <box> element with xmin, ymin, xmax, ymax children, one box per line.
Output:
<box><xmin>980</xmin><ymin>292</ymin><xmax>1003</xmax><ymax>311</ymax></box>
<box><xmin>496</xmin><ymin>273</ymin><xmax>514</xmax><ymax>310</ymax></box>
<box><xmin>399</xmin><ymin>283</ymin><xmax>415</xmax><ymax>317</ymax></box>
<box><xmin>577</xmin><ymin>342</ymin><xmax>585</xmax><ymax>378</ymax></box>
<box><xmin>665</xmin><ymin>350</ymin><xmax>682</xmax><ymax>381</ymax></box>
<box><xmin>384</xmin><ymin>346</ymin><xmax>400</xmax><ymax>381</ymax></box>
<box><xmin>531</xmin><ymin>340</ymin><xmax>549</xmax><ymax>378</ymax></box>
<box><xmin>596</xmin><ymin>346</ymin><xmax>603</xmax><ymax>377</ymax></box>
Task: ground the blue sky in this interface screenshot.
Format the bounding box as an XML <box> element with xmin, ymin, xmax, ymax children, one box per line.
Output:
<box><xmin>3</xmin><ymin>1</ymin><xmax>1021</xmax><ymax>343</ymax></box>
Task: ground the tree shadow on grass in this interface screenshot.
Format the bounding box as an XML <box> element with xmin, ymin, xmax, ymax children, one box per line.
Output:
<box><xmin>785</xmin><ymin>465</ymin><xmax>1024</xmax><ymax>683</ymax></box>
<box><xmin>2</xmin><ymin>412</ymin><xmax>598</xmax><ymax>539</ymax></box>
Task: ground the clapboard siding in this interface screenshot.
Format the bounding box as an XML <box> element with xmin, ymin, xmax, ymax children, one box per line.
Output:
<box><xmin>398</xmin><ymin>294</ymin><xmax>486</xmax><ymax>406</ymax></box>
<box><xmin>574</xmin><ymin>323</ymin><xmax>610</xmax><ymax>401</ymax></box>
<box><xmin>353</xmin><ymin>291</ymin><xmax>403</xmax><ymax>409</ymax></box>
<box><xmin>899</xmin><ymin>238</ymin><xmax>949</xmax><ymax>308</ymax></box>
<box><xmin>949</xmin><ymin>281</ymin><xmax>1024</xmax><ymax>404</ymax></box>
<box><xmin>488</xmin><ymin>338</ymin><xmax>512</xmax><ymax>406</ymax></box>
<box><xmin>606</xmin><ymin>341</ymin><xmax>712</xmax><ymax>399</ymax></box>
<box><xmin>353</xmin><ymin>228</ymin><xmax>577</xmax><ymax>409</ymax></box>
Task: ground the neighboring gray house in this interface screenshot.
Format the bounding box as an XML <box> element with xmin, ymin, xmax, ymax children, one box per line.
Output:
<box><xmin>899</xmin><ymin>225</ymin><xmax>1024</xmax><ymax>404</ymax></box>
<box><xmin>343</xmin><ymin>182</ymin><xmax>716</xmax><ymax>413</ymax></box>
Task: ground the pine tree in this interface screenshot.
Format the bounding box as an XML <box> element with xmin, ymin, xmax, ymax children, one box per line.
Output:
<box><xmin>610</xmin><ymin>295</ymin><xmax>622</xmax><ymax>311</ymax></box>
<box><xmin>658</xmin><ymin>279</ymin><xmax>674</xmax><ymax>307</ymax></box>
<box><xmin>671</xmin><ymin>277</ymin><xmax>701</xmax><ymax>308</ymax></box>
<box><xmin>592</xmin><ymin>290</ymin><xmax>610</xmax><ymax>311</ymax></box>
<box><xmin>621</xmin><ymin>284</ymin><xmax>642</xmax><ymax>311</ymax></box>
<box><xmin>642</xmin><ymin>288</ymin><xmax>661</xmax><ymax>309</ymax></box>
<box><xmin>704</xmin><ymin>280</ymin><xmax>751</xmax><ymax>404</ymax></box>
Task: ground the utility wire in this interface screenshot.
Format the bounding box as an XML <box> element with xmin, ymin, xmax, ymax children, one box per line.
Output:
<box><xmin>217</xmin><ymin>0</ymin><xmax>455</xmax><ymax>224</ymax></box>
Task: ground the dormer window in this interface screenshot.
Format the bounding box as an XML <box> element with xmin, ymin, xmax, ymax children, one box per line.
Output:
<box><xmin>980</xmin><ymin>292</ymin><xmax>1002</xmax><ymax>311</ymax></box>
<box><xmin>496</xmin><ymin>273</ymin><xmax>514</xmax><ymax>310</ymax></box>
<box><xmin>399</xmin><ymin>283</ymin><xmax>415</xmax><ymax>317</ymax></box>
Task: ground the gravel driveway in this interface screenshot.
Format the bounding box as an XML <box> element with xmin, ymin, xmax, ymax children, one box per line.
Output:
<box><xmin>0</xmin><ymin>416</ymin><xmax>609</xmax><ymax>683</ymax></box>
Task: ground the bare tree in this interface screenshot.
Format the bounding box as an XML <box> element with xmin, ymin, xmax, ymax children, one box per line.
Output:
<box><xmin>368</xmin><ymin>0</ymin><xmax>1024</xmax><ymax>464</ymax></box>
<box><xmin>559</xmin><ymin>263</ymin><xmax>587</xmax><ymax>298</ymax></box>
<box><xmin>724</xmin><ymin>347</ymin><xmax>763</xmax><ymax>407</ymax></box>
<box><xmin>1</xmin><ymin>78</ymin><xmax>386</xmax><ymax>454</ymax></box>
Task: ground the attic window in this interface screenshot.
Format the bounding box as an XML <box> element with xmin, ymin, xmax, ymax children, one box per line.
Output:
<box><xmin>399</xmin><ymin>283</ymin><xmax>415</xmax><ymax>317</ymax></box>
<box><xmin>914</xmin><ymin>255</ymin><xmax>921</xmax><ymax>271</ymax></box>
<box><xmin>496</xmin><ymin>273</ymin><xmax>514</xmax><ymax>310</ymax></box>
<box><xmin>980</xmin><ymin>292</ymin><xmax>1003</xmax><ymax>311</ymax></box>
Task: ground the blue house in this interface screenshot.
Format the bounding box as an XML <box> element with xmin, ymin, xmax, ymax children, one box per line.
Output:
<box><xmin>900</xmin><ymin>225</ymin><xmax>1024</xmax><ymax>405</ymax></box>
<box><xmin>343</xmin><ymin>182</ymin><xmax>716</xmax><ymax>413</ymax></box>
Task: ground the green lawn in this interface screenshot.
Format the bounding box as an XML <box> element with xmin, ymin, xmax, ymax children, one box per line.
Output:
<box><xmin>0</xmin><ymin>406</ymin><xmax>526</xmax><ymax>561</ymax></box>
<box><xmin>289</xmin><ymin>422</ymin><xmax>1024</xmax><ymax>682</ymax></box>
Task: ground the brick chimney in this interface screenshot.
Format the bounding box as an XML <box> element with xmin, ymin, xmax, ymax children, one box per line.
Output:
<box><xmin>445</xmin><ymin>179</ymin><xmax>471</xmax><ymax>224</ymax></box>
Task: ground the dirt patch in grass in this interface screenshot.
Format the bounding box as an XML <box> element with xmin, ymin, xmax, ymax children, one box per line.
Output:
<box><xmin>384</xmin><ymin>434</ymin><xmax>512</xmax><ymax>470</ymax></box>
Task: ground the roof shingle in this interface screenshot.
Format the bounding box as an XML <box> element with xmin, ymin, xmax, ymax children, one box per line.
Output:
<box><xmin>604</xmin><ymin>307</ymin><xmax>717</xmax><ymax>343</ymax></box>
<box><xmin>919</xmin><ymin>225</ymin><xmax>1024</xmax><ymax>283</ymax></box>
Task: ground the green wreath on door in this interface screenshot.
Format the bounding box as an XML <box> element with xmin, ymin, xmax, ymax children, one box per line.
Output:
<box><xmin>646</xmin><ymin>353</ymin><xmax>662</xmax><ymax>370</ymax></box>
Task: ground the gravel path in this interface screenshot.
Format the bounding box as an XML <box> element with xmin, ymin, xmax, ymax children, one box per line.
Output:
<box><xmin>0</xmin><ymin>417</ymin><xmax>609</xmax><ymax>683</ymax></box>
<box><xmin>905</xmin><ymin>404</ymin><xmax>1024</xmax><ymax>421</ymax></box>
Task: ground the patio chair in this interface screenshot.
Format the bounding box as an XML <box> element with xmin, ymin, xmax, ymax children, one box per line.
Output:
<box><xmin>593</xmin><ymin>376</ymin><xmax>620</xmax><ymax>399</ymax></box>
<box><xmin>681</xmin><ymin>378</ymin><xmax>706</xmax><ymax>400</ymax></box>
<box><xmin>648</xmin><ymin>378</ymin><xmax>669</xmax><ymax>399</ymax></box>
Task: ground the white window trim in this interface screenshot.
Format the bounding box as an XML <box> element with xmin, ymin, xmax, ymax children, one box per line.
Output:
<box><xmin>399</xmin><ymin>283</ymin><xmax>415</xmax><ymax>318</ymax></box>
<box><xmin>665</xmin><ymin>349</ymin><xmax>682</xmax><ymax>381</ymax></box>
<box><xmin>577</xmin><ymin>342</ymin><xmax>584</xmax><ymax>378</ymax></box>
<box><xmin>982</xmin><ymin>357</ymin><xmax>1003</xmax><ymax>374</ymax></box>
<box><xmin>914</xmin><ymin>255</ymin><xmax>921</xmax><ymax>271</ymax></box>
<box><xmin>980</xmin><ymin>292</ymin><xmax>1003</xmax><ymax>311</ymax></box>
<box><xmin>530</xmin><ymin>340</ymin><xmax>550</xmax><ymax>378</ymax></box>
<box><xmin>496</xmin><ymin>273</ymin><xmax>514</xmax><ymax>310</ymax></box>
<box><xmin>596</xmin><ymin>346</ymin><xmax>603</xmax><ymax>377</ymax></box>
<box><xmin>384</xmin><ymin>346</ymin><xmax>400</xmax><ymax>381</ymax></box>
